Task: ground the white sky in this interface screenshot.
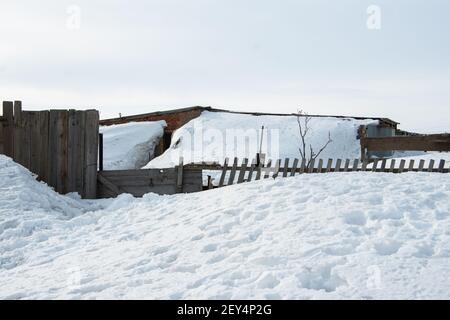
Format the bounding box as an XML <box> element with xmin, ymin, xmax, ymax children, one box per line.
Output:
<box><xmin>1</xmin><ymin>0</ymin><xmax>449</xmax><ymax>132</ymax></box>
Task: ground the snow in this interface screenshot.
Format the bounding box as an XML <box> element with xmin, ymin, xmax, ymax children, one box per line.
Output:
<box><xmin>1</xmin><ymin>154</ymin><xmax>450</xmax><ymax>299</ymax></box>
<box><xmin>100</xmin><ymin>121</ymin><xmax>166</xmax><ymax>170</ymax></box>
<box><xmin>145</xmin><ymin>111</ymin><xmax>377</xmax><ymax>168</ymax></box>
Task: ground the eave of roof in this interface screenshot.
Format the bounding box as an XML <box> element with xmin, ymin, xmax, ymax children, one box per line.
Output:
<box><xmin>100</xmin><ymin>106</ymin><xmax>399</xmax><ymax>125</ymax></box>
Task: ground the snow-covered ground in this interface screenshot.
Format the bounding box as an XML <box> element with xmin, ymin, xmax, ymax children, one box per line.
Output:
<box><xmin>1</xmin><ymin>154</ymin><xmax>449</xmax><ymax>299</ymax></box>
<box><xmin>100</xmin><ymin>121</ymin><xmax>166</xmax><ymax>170</ymax></box>
<box><xmin>145</xmin><ymin>111</ymin><xmax>377</xmax><ymax>168</ymax></box>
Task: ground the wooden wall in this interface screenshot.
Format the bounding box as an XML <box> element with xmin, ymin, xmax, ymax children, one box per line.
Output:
<box><xmin>0</xmin><ymin>101</ymin><xmax>99</xmax><ymax>198</ymax></box>
<box><xmin>97</xmin><ymin>168</ymin><xmax>203</xmax><ymax>198</ymax></box>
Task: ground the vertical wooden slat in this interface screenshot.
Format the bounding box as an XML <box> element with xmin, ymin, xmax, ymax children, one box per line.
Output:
<box><xmin>247</xmin><ymin>158</ymin><xmax>256</xmax><ymax>182</ymax></box>
<box><xmin>408</xmin><ymin>159</ymin><xmax>415</xmax><ymax>172</ymax></box>
<box><xmin>389</xmin><ymin>159</ymin><xmax>396</xmax><ymax>172</ymax></box>
<box><xmin>282</xmin><ymin>158</ymin><xmax>289</xmax><ymax>177</ymax></box>
<box><xmin>299</xmin><ymin>158</ymin><xmax>306</xmax><ymax>174</ymax></box>
<box><xmin>98</xmin><ymin>133</ymin><xmax>104</xmax><ymax>172</ymax></box>
<box><xmin>227</xmin><ymin>157</ymin><xmax>238</xmax><ymax>185</ymax></box>
<box><xmin>335</xmin><ymin>159</ymin><xmax>342</xmax><ymax>173</ymax></box>
<box><xmin>272</xmin><ymin>159</ymin><xmax>281</xmax><ymax>178</ymax></box>
<box><xmin>56</xmin><ymin>111</ymin><xmax>69</xmax><ymax>194</ymax></box>
<box><xmin>176</xmin><ymin>157</ymin><xmax>184</xmax><ymax>193</ymax></box>
<box><xmin>308</xmin><ymin>158</ymin><xmax>315</xmax><ymax>173</ymax></box>
<box><xmin>237</xmin><ymin>158</ymin><xmax>248</xmax><ymax>183</ymax></box>
<box><xmin>362</xmin><ymin>159</ymin><xmax>368</xmax><ymax>171</ymax></box>
<box><xmin>438</xmin><ymin>159</ymin><xmax>445</xmax><ymax>173</ymax></box>
<box><xmin>2</xmin><ymin>101</ymin><xmax>14</xmax><ymax>157</ymax></box>
<box><xmin>29</xmin><ymin>111</ymin><xmax>41</xmax><ymax>176</ymax></box>
<box><xmin>428</xmin><ymin>159</ymin><xmax>435</xmax><ymax>172</ymax></box>
<box><xmin>352</xmin><ymin>159</ymin><xmax>359</xmax><ymax>172</ymax></box>
<box><xmin>418</xmin><ymin>159</ymin><xmax>425</xmax><ymax>172</ymax></box>
<box><xmin>398</xmin><ymin>159</ymin><xmax>406</xmax><ymax>173</ymax></box>
<box><xmin>67</xmin><ymin>110</ymin><xmax>79</xmax><ymax>192</ymax></box>
<box><xmin>326</xmin><ymin>158</ymin><xmax>333</xmax><ymax>173</ymax></box>
<box><xmin>75</xmin><ymin>111</ymin><xmax>86</xmax><ymax>194</ymax></box>
<box><xmin>218</xmin><ymin>157</ymin><xmax>229</xmax><ymax>187</ymax></box>
<box><xmin>13</xmin><ymin>101</ymin><xmax>23</xmax><ymax>166</ymax></box>
<box><xmin>317</xmin><ymin>159</ymin><xmax>324</xmax><ymax>173</ymax></box>
<box><xmin>263</xmin><ymin>159</ymin><xmax>272</xmax><ymax>179</ymax></box>
<box><xmin>343</xmin><ymin>159</ymin><xmax>350</xmax><ymax>172</ymax></box>
<box><xmin>83</xmin><ymin>110</ymin><xmax>99</xmax><ymax>199</ymax></box>
<box><xmin>39</xmin><ymin>111</ymin><xmax>50</xmax><ymax>183</ymax></box>
<box><xmin>290</xmin><ymin>158</ymin><xmax>299</xmax><ymax>176</ymax></box>
<box><xmin>380</xmin><ymin>159</ymin><xmax>387</xmax><ymax>172</ymax></box>
<box><xmin>49</xmin><ymin>110</ymin><xmax>59</xmax><ymax>189</ymax></box>
<box><xmin>371</xmin><ymin>159</ymin><xmax>378</xmax><ymax>172</ymax></box>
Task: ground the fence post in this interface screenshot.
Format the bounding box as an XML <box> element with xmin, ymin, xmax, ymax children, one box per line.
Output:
<box><xmin>176</xmin><ymin>157</ymin><xmax>184</xmax><ymax>193</ymax></box>
<box><xmin>2</xmin><ymin>101</ymin><xmax>14</xmax><ymax>157</ymax></box>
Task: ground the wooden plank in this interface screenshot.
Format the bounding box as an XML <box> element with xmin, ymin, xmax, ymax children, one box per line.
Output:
<box><xmin>83</xmin><ymin>110</ymin><xmax>99</xmax><ymax>199</ymax></box>
<box><xmin>38</xmin><ymin>111</ymin><xmax>50</xmax><ymax>182</ymax></box>
<box><xmin>272</xmin><ymin>159</ymin><xmax>281</xmax><ymax>178</ymax></box>
<box><xmin>408</xmin><ymin>159</ymin><xmax>415</xmax><ymax>172</ymax></box>
<box><xmin>2</xmin><ymin>101</ymin><xmax>14</xmax><ymax>157</ymax></box>
<box><xmin>380</xmin><ymin>159</ymin><xmax>387</xmax><ymax>172</ymax></box>
<box><xmin>389</xmin><ymin>159</ymin><xmax>396</xmax><ymax>173</ymax></box>
<box><xmin>362</xmin><ymin>159</ymin><xmax>368</xmax><ymax>171</ymax></box>
<box><xmin>371</xmin><ymin>159</ymin><xmax>378</xmax><ymax>172</ymax></box>
<box><xmin>247</xmin><ymin>158</ymin><xmax>257</xmax><ymax>182</ymax></box>
<box><xmin>13</xmin><ymin>101</ymin><xmax>25</xmax><ymax>167</ymax></box>
<box><xmin>74</xmin><ymin>111</ymin><xmax>86</xmax><ymax>193</ymax></box>
<box><xmin>352</xmin><ymin>159</ymin><xmax>359</xmax><ymax>172</ymax></box>
<box><xmin>237</xmin><ymin>158</ymin><xmax>248</xmax><ymax>183</ymax></box>
<box><xmin>343</xmin><ymin>159</ymin><xmax>350</xmax><ymax>172</ymax></box>
<box><xmin>67</xmin><ymin>110</ymin><xmax>79</xmax><ymax>193</ymax></box>
<box><xmin>363</xmin><ymin>134</ymin><xmax>450</xmax><ymax>152</ymax></box>
<box><xmin>428</xmin><ymin>159</ymin><xmax>435</xmax><ymax>172</ymax></box>
<box><xmin>55</xmin><ymin>111</ymin><xmax>69</xmax><ymax>194</ymax></box>
<box><xmin>438</xmin><ymin>159</ymin><xmax>445</xmax><ymax>173</ymax></box>
<box><xmin>308</xmin><ymin>158</ymin><xmax>315</xmax><ymax>173</ymax></box>
<box><xmin>299</xmin><ymin>158</ymin><xmax>306</xmax><ymax>174</ymax></box>
<box><xmin>228</xmin><ymin>157</ymin><xmax>238</xmax><ymax>184</ymax></box>
<box><xmin>326</xmin><ymin>158</ymin><xmax>333</xmax><ymax>173</ymax></box>
<box><xmin>218</xmin><ymin>158</ymin><xmax>229</xmax><ymax>187</ymax></box>
<box><xmin>398</xmin><ymin>159</ymin><xmax>406</xmax><ymax>173</ymax></box>
<box><xmin>282</xmin><ymin>158</ymin><xmax>289</xmax><ymax>177</ymax></box>
<box><xmin>290</xmin><ymin>158</ymin><xmax>299</xmax><ymax>176</ymax></box>
<box><xmin>263</xmin><ymin>159</ymin><xmax>272</xmax><ymax>179</ymax></box>
<box><xmin>317</xmin><ymin>159</ymin><xmax>324</xmax><ymax>173</ymax></box>
<box><xmin>335</xmin><ymin>159</ymin><xmax>342</xmax><ymax>173</ymax></box>
<box><xmin>418</xmin><ymin>159</ymin><xmax>425</xmax><ymax>171</ymax></box>
<box><xmin>97</xmin><ymin>173</ymin><xmax>120</xmax><ymax>196</ymax></box>
<box><xmin>29</xmin><ymin>111</ymin><xmax>41</xmax><ymax>176</ymax></box>
<box><xmin>176</xmin><ymin>157</ymin><xmax>184</xmax><ymax>193</ymax></box>
<box><xmin>48</xmin><ymin>110</ymin><xmax>59</xmax><ymax>189</ymax></box>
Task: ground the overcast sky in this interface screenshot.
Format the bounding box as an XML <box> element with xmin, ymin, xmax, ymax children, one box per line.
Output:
<box><xmin>1</xmin><ymin>0</ymin><xmax>449</xmax><ymax>132</ymax></box>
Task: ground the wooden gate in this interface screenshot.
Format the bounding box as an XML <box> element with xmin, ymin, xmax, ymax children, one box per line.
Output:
<box><xmin>0</xmin><ymin>101</ymin><xmax>99</xmax><ymax>198</ymax></box>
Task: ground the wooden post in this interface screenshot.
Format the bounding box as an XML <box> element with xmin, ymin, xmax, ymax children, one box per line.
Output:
<box><xmin>290</xmin><ymin>158</ymin><xmax>299</xmax><ymax>176</ymax></box>
<box><xmin>218</xmin><ymin>158</ymin><xmax>229</xmax><ymax>187</ymax></box>
<box><xmin>83</xmin><ymin>110</ymin><xmax>99</xmax><ymax>198</ymax></box>
<box><xmin>228</xmin><ymin>157</ymin><xmax>238</xmax><ymax>184</ymax></box>
<box><xmin>2</xmin><ymin>101</ymin><xmax>14</xmax><ymax>157</ymax></box>
<box><xmin>359</xmin><ymin>125</ymin><xmax>367</xmax><ymax>162</ymax></box>
<box><xmin>176</xmin><ymin>157</ymin><xmax>184</xmax><ymax>193</ymax></box>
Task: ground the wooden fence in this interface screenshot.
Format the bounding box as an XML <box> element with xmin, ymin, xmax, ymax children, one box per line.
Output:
<box><xmin>0</xmin><ymin>101</ymin><xmax>99</xmax><ymax>198</ymax></box>
<box><xmin>97</xmin><ymin>159</ymin><xmax>202</xmax><ymax>198</ymax></box>
<box><xmin>185</xmin><ymin>155</ymin><xmax>450</xmax><ymax>189</ymax></box>
<box><xmin>359</xmin><ymin>126</ymin><xmax>450</xmax><ymax>161</ymax></box>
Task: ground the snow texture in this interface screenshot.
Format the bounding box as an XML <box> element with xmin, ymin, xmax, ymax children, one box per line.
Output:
<box><xmin>100</xmin><ymin>121</ymin><xmax>166</xmax><ymax>170</ymax></box>
<box><xmin>1</xmin><ymin>154</ymin><xmax>449</xmax><ymax>299</ymax></box>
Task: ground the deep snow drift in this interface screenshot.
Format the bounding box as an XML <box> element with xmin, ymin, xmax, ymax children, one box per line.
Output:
<box><xmin>1</xmin><ymin>154</ymin><xmax>450</xmax><ymax>299</ymax></box>
<box><xmin>145</xmin><ymin>111</ymin><xmax>376</xmax><ymax>168</ymax></box>
<box><xmin>100</xmin><ymin>121</ymin><xmax>166</xmax><ymax>170</ymax></box>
